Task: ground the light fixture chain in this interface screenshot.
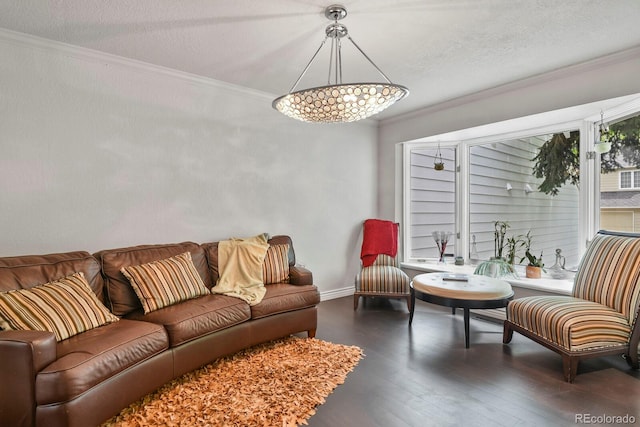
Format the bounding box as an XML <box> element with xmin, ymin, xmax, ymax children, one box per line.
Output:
<box><xmin>334</xmin><ymin>37</ymin><xmax>339</xmax><ymax>84</ymax></box>
<box><xmin>289</xmin><ymin>36</ymin><xmax>329</xmax><ymax>93</ymax></box>
<box><xmin>346</xmin><ymin>35</ymin><xmax>393</xmax><ymax>84</ymax></box>
<box><xmin>334</xmin><ymin>12</ymin><xmax>340</xmax><ymax>85</ymax></box>
<box><xmin>328</xmin><ymin>37</ymin><xmax>335</xmax><ymax>85</ymax></box>
<box><xmin>338</xmin><ymin>37</ymin><xmax>343</xmax><ymax>84</ymax></box>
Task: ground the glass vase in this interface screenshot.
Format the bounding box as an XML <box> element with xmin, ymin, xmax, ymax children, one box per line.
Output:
<box><xmin>474</xmin><ymin>257</ymin><xmax>519</xmax><ymax>279</ymax></box>
<box><xmin>432</xmin><ymin>231</ymin><xmax>452</xmax><ymax>263</ymax></box>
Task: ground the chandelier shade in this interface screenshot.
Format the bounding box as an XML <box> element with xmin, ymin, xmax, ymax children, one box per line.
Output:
<box><xmin>272</xmin><ymin>4</ymin><xmax>409</xmax><ymax>123</ymax></box>
<box><xmin>272</xmin><ymin>82</ymin><xmax>408</xmax><ymax>123</ymax></box>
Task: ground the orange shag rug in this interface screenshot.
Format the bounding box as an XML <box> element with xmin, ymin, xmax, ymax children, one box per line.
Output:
<box><xmin>101</xmin><ymin>337</ymin><xmax>363</xmax><ymax>427</ymax></box>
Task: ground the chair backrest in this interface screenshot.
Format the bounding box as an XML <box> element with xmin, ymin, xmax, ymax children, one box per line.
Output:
<box><xmin>360</xmin><ymin>219</ymin><xmax>399</xmax><ymax>267</ymax></box>
<box><xmin>373</xmin><ymin>254</ymin><xmax>398</xmax><ymax>267</ymax></box>
<box><xmin>573</xmin><ymin>230</ymin><xmax>640</xmax><ymax>324</ymax></box>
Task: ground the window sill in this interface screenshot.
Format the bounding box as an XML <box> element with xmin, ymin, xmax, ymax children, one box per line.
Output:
<box><xmin>401</xmin><ymin>260</ymin><xmax>573</xmax><ymax>296</ymax></box>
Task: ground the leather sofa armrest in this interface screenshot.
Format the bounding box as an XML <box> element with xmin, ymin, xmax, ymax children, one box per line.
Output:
<box><xmin>0</xmin><ymin>330</ymin><xmax>57</xmax><ymax>427</ymax></box>
<box><xmin>290</xmin><ymin>265</ymin><xmax>313</xmax><ymax>286</ymax></box>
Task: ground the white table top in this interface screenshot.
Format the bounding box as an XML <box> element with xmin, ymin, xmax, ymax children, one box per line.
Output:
<box><xmin>412</xmin><ymin>272</ymin><xmax>513</xmax><ymax>300</ymax></box>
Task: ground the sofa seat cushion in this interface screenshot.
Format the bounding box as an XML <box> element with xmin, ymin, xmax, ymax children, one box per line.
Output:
<box><xmin>126</xmin><ymin>294</ymin><xmax>251</xmax><ymax>347</ymax></box>
<box><xmin>355</xmin><ymin>265</ymin><xmax>410</xmax><ymax>294</ymax></box>
<box><xmin>35</xmin><ymin>319</ymin><xmax>168</xmax><ymax>405</ymax></box>
<box><xmin>506</xmin><ymin>295</ymin><xmax>632</xmax><ymax>352</ymax></box>
<box><xmin>250</xmin><ymin>283</ymin><xmax>320</xmax><ymax>320</ymax></box>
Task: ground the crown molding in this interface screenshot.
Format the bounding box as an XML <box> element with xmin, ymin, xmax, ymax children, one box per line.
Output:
<box><xmin>382</xmin><ymin>45</ymin><xmax>640</xmax><ymax>126</ymax></box>
<box><xmin>0</xmin><ymin>27</ymin><xmax>275</xmax><ymax>100</ymax></box>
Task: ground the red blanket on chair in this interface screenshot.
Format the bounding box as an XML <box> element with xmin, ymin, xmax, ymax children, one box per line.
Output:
<box><xmin>360</xmin><ymin>219</ymin><xmax>398</xmax><ymax>267</ymax></box>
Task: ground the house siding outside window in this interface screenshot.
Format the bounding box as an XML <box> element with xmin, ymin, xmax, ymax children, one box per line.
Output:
<box><xmin>405</xmin><ymin>135</ymin><xmax>580</xmax><ymax>269</ymax></box>
<box><xmin>601</xmin><ymin>169</ymin><xmax>640</xmax><ymax>232</ymax></box>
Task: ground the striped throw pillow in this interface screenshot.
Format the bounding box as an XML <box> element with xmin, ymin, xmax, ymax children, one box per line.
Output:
<box><xmin>121</xmin><ymin>251</ymin><xmax>210</xmax><ymax>314</ymax></box>
<box><xmin>263</xmin><ymin>244</ymin><xmax>290</xmax><ymax>284</ymax></box>
<box><xmin>0</xmin><ymin>272</ymin><xmax>119</xmax><ymax>342</ymax></box>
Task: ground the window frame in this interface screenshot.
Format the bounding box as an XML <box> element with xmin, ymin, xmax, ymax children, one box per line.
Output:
<box><xmin>403</xmin><ymin>142</ymin><xmax>460</xmax><ymax>260</ymax></box>
<box><xmin>400</xmin><ymin>97</ymin><xmax>640</xmax><ymax>276</ymax></box>
<box><xmin>619</xmin><ymin>170</ymin><xmax>640</xmax><ymax>189</ymax></box>
<box><xmin>398</xmin><ymin>97</ymin><xmax>640</xmax><ymax>293</ymax></box>
<box><xmin>402</xmin><ymin>120</ymin><xmax>589</xmax><ymax>265</ymax></box>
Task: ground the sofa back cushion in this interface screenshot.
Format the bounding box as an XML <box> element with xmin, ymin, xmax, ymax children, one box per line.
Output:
<box><xmin>202</xmin><ymin>235</ymin><xmax>296</xmax><ymax>284</ymax></box>
<box><xmin>0</xmin><ymin>251</ymin><xmax>105</xmax><ymax>302</ymax></box>
<box><xmin>95</xmin><ymin>242</ymin><xmax>210</xmax><ymax>316</ymax></box>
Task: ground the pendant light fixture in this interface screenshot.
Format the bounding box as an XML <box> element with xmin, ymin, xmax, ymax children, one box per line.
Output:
<box><xmin>272</xmin><ymin>4</ymin><xmax>409</xmax><ymax>123</ymax></box>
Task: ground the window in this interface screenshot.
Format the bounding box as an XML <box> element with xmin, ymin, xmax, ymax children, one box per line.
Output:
<box><xmin>620</xmin><ymin>171</ymin><xmax>632</xmax><ymax>189</ymax></box>
<box><xmin>599</xmin><ymin>112</ymin><xmax>640</xmax><ymax>232</ymax></box>
<box><xmin>404</xmin><ymin>130</ymin><xmax>581</xmax><ymax>270</ymax></box>
<box><xmin>401</xmin><ymin>96</ymin><xmax>640</xmax><ymax>292</ymax></box>
<box><xmin>408</xmin><ymin>146</ymin><xmax>456</xmax><ymax>259</ymax></box>
<box><xmin>468</xmin><ymin>135</ymin><xmax>580</xmax><ymax>266</ymax></box>
<box><xmin>618</xmin><ymin>170</ymin><xmax>640</xmax><ymax>189</ymax></box>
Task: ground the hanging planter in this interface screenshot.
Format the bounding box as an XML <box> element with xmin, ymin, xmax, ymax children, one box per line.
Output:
<box><xmin>434</xmin><ymin>143</ymin><xmax>445</xmax><ymax>170</ymax></box>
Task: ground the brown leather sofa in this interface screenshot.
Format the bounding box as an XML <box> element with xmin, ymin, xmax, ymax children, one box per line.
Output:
<box><xmin>0</xmin><ymin>235</ymin><xmax>319</xmax><ymax>427</ymax></box>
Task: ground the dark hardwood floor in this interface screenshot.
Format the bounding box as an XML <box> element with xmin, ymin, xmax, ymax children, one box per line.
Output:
<box><xmin>305</xmin><ymin>296</ymin><xmax>640</xmax><ymax>427</ymax></box>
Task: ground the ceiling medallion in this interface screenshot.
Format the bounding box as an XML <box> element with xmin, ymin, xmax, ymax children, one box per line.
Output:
<box><xmin>272</xmin><ymin>4</ymin><xmax>409</xmax><ymax>123</ymax></box>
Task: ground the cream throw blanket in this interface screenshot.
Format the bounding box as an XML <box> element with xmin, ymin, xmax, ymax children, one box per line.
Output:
<box><xmin>211</xmin><ymin>234</ymin><xmax>269</xmax><ymax>306</ymax></box>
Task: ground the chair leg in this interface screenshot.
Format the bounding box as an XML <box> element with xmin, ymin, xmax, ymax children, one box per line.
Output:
<box><xmin>406</xmin><ymin>295</ymin><xmax>412</xmax><ymax>313</ymax></box>
<box><xmin>409</xmin><ymin>288</ymin><xmax>415</xmax><ymax>325</ymax></box>
<box><xmin>354</xmin><ymin>294</ymin><xmax>359</xmax><ymax>310</ymax></box>
<box><xmin>503</xmin><ymin>322</ymin><xmax>514</xmax><ymax>344</ymax></box>
<box><xmin>562</xmin><ymin>355</ymin><xmax>579</xmax><ymax>383</ymax></box>
<box><xmin>624</xmin><ymin>350</ymin><xmax>639</xmax><ymax>369</ymax></box>
<box><xmin>308</xmin><ymin>329</ymin><xmax>316</xmax><ymax>339</ymax></box>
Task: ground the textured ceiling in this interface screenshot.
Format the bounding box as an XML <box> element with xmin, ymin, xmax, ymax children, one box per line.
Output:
<box><xmin>1</xmin><ymin>0</ymin><xmax>639</xmax><ymax>120</ymax></box>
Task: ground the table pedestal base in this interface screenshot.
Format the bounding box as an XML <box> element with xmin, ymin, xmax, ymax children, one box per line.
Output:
<box><xmin>410</xmin><ymin>275</ymin><xmax>513</xmax><ymax>348</ymax></box>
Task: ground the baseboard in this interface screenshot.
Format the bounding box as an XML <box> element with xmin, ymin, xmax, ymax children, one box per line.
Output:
<box><xmin>320</xmin><ymin>286</ymin><xmax>354</xmax><ymax>301</ymax></box>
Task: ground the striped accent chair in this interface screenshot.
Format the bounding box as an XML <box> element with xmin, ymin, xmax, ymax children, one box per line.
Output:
<box><xmin>503</xmin><ymin>230</ymin><xmax>640</xmax><ymax>382</ymax></box>
<box><xmin>354</xmin><ymin>253</ymin><xmax>411</xmax><ymax>311</ymax></box>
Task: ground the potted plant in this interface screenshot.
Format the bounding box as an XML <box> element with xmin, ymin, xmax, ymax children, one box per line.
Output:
<box><xmin>506</xmin><ymin>230</ymin><xmax>529</xmax><ymax>265</ymax></box>
<box><xmin>474</xmin><ymin>221</ymin><xmax>518</xmax><ymax>279</ymax></box>
<box><xmin>524</xmin><ymin>250</ymin><xmax>545</xmax><ymax>279</ymax></box>
<box><xmin>493</xmin><ymin>221</ymin><xmax>509</xmax><ymax>259</ymax></box>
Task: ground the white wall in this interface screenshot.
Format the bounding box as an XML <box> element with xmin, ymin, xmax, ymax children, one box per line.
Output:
<box><xmin>378</xmin><ymin>47</ymin><xmax>640</xmax><ymax>220</ymax></box>
<box><xmin>0</xmin><ymin>30</ymin><xmax>377</xmax><ymax>298</ymax></box>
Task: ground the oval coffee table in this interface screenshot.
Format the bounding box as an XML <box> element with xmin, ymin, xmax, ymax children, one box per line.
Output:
<box><xmin>410</xmin><ymin>272</ymin><xmax>514</xmax><ymax>348</ymax></box>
